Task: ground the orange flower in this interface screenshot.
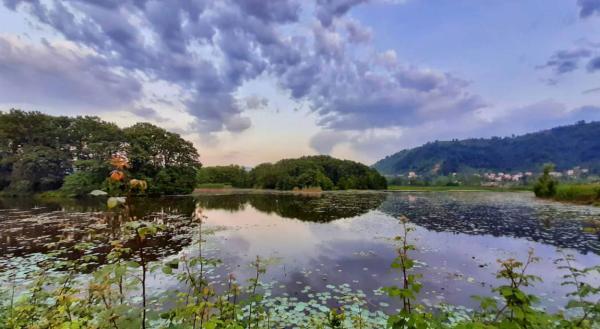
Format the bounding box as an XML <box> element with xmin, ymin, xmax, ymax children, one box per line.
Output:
<box><xmin>110</xmin><ymin>155</ymin><xmax>129</xmax><ymax>170</ymax></box>
<box><xmin>110</xmin><ymin>170</ymin><xmax>125</xmax><ymax>182</ymax></box>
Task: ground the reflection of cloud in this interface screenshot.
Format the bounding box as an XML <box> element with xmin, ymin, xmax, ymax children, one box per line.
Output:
<box><xmin>204</xmin><ymin>207</ymin><xmax>321</xmax><ymax>260</ymax></box>
<box><xmin>203</xmin><ymin>196</ymin><xmax>600</xmax><ymax>311</ymax></box>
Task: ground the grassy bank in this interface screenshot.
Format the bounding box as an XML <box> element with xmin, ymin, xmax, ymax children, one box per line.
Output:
<box><xmin>195</xmin><ymin>183</ymin><xmax>233</xmax><ymax>189</ymax></box>
<box><xmin>387</xmin><ymin>185</ymin><xmax>531</xmax><ymax>192</ymax></box>
<box><xmin>553</xmin><ymin>184</ymin><xmax>600</xmax><ymax>205</ymax></box>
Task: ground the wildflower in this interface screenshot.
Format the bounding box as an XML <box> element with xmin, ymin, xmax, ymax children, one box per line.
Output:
<box><xmin>110</xmin><ymin>170</ymin><xmax>125</xmax><ymax>181</ymax></box>
<box><xmin>110</xmin><ymin>155</ymin><xmax>129</xmax><ymax>169</ymax></box>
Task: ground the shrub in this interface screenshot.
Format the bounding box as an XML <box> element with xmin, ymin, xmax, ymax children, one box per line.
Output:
<box><xmin>533</xmin><ymin>164</ymin><xmax>558</xmax><ymax>197</ymax></box>
<box><xmin>150</xmin><ymin>166</ymin><xmax>197</xmax><ymax>195</ymax></box>
<box><xmin>60</xmin><ymin>172</ymin><xmax>103</xmax><ymax>197</ymax></box>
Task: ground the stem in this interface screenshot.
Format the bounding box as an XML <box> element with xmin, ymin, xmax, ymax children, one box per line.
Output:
<box><xmin>137</xmin><ymin>232</ymin><xmax>147</xmax><ymax>329</ymax></box>
<box><xmin>564</xmin><ymin>255</ymin><xmax>590</xmax><ymax>327</ymax></box>
<box><xmin>9</xmin><ymin>271</ymin><xmax>15</xmax><ymax>320</ymax></box>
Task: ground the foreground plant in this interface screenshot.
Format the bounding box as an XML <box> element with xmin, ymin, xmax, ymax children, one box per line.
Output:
<box><xmin>384</xmin><ymin>216</ymin><xmax>435</xmax><ymax>329</ymax></box>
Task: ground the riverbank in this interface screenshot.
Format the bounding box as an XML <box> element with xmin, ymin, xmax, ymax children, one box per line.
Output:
<box><xmin>194</xmin><ymin>185</ymin><xmax>533</xmax><ymax>195</ymax></box>
<box><xmin>550</xmin><ymin>184</ymin><xmax>600</xmax><ymax>206</ymax></box>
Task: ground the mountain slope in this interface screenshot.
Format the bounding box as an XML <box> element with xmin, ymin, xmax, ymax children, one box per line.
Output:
<box><xmin>373</xmin><ymin>121</ymin><xmax>600</xmax><ymax>175</ymax></box>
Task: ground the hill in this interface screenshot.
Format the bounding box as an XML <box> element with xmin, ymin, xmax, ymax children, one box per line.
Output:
<box><xmin>373</xmin><ymin>121</ymin><xmax>600</xmax><ymax>176</ymax></box>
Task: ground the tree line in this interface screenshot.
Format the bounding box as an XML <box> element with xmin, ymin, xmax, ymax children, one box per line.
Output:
<box><xmin>0</xmin><ymin>110</ymin><xmax>201</xmax><ymax>196</ymax></box>
<box><xmin>197</xmin><ymin>155</ymin><xmax>387</xmax><ymax>190</ymax></box>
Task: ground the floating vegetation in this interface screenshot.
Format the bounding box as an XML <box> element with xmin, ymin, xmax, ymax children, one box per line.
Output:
<box><xmin>1</xmin><ymin>191</ymin><xmax>600</xmax><ymax>328</ymax></box>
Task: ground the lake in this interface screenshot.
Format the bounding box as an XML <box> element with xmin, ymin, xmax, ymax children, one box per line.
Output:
<box><xmin>1</xmin><ymin>191</ymin><xmax>599</xmax><ymax>319</ymax></box>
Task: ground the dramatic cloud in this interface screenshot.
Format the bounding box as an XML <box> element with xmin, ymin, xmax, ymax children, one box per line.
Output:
<box><xmin>131</xmin><ymin>106</ymin><xmax>166</xmax><ymax>121</ymax></box>
<box><xmin>578</xmin><ymin>0</ymin><xmax>600</xmax><ymax>18</ymax></box>
<box><xmin>310</xmin><ymin>130</ymin><xmax>349</xmax><ymax>154</ymax></box>
<box><xmin>316</xmin><ymin>0</ymin><xmax>368</xmax><ymax>27</ymax></box>
<box><xmin>583</xmin><ymin>86</ymin><xmax>600</xmax><ymax>94</ymax></box>
<box><xmin>0</xmin><ymin>36</ymin><xmax>141</xmax><ymax>109</ymax></box>
<box><xmin>3</xmin><ymin>0</ymin><xmax>481</xmax><ymax>138</ymax></box>
<box><xmin>538</xmin><ymin>48</ymin><xmax>593</xmax><ymax>75</ymax></box>
<box><xmin>344</xmin><ymin>18</ymin><xmax>372</xmax><ymax>43</ymax></box>
<box><xmin>243</xmin><ymin>95</ymin><xmax>269</xmax><ymax>110</ymax></box>
<box><xmin>587</xmin><ymin>56</ymin><xmax>600</xmax><ymax>72</ymax></box>
<box><xmin>306</xmin><ymin>57</ymin><xmax>486</xmax><ymax>130</ymax></box>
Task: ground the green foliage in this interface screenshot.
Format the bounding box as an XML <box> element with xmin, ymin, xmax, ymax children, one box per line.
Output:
<box><xmin>150</xmin><ymin>166</ymin><xmax>198</xmax><ymax>195</ymax></box>
<box><xmin>0</xmin><ymin>109</ymin><xmax>201</xmax><ymax>196</ymax></box>
<box><xmin>197</xmin><ymin>156</ymin><xmax>387</xmax><ymax>190</ymax></box>
<box><xmin>378</xmin><ymin>215</ymin><xmax>600</xmax><ymax>329</ymax></box>
<box><xmin>124</xmin><ymin>123</ymin><xmax>200</xmax><ymax>176</ymax></box>
<box><xmin>60</xmin><ymin>171</ymin><xmax>103</xmax><ymax>197</ymax></box>
<box><xmin>555</xmin><ymin>253</ymin><xmax>600</xmax><ymax>328</ymax></box>
<box><xmin>374</xmin><ymin>120</ymin><xmax>600</xmax><ymax>175</ymax></box>
<box><xmin>197</xmin><ymin>165</ymin><xmax>251</xmax><ymax>188</ymax></box>
<box><xmin>7</xmin><ymin>145</ymin><xmax>71</xmax><ymax>194</ymax></box>
<box><xmin>553</xmin><ymin>183</ymin><xmax>600</xmax><ymax>204</ymax></box>
<box><xmin>250</xmin><ymin>155</ymin><xmax>387</xmax><ymax>190</ymax></box>
<box><xmin>533</xmin><ymin>164</ymin><xmax>558</xmax><ymax>197</ymax></box>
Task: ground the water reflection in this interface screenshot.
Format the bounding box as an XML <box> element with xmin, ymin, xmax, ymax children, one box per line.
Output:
<box><xmin>195</xmin><ymin>192</ymin><xmax>386</xmax><ymax>222</ymax></box>
<box><xmin>0</xmin><ymin>197</ymin><xmax>198</xmax><ymax>263</ymax></box>
<box><xmin>0</xmin><ymin>192</ymin><xmax>386</xmax><ymax>264</ymax></box>
<box><xmin>379</xmin><ymin>192</ymin><xmax>600</xmax><ymax>254</ymax></box>
<box><xmin>1</xmin><ymin>191</ymin><xmax>600</xmax><ymax>311</ymax></box>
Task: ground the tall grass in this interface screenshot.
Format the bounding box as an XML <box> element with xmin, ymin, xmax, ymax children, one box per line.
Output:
<box><xmin>554</xmin><ymin>184</ymin><xmax>600</xmax><ymax>204</ymax></box>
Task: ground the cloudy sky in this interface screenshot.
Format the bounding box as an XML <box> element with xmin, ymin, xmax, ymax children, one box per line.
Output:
<box><xmin>1</xmin><ymin>0</ymin><xmax>600</xmax><ymax>166</ymax></box>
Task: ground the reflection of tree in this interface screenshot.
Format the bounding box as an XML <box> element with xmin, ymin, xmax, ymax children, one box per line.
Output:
<box><xmin>379</xmin><ymin>193</ymin><xmax>600</xmax><ymax>255</ymax></box>
<box><xmin>195</xmin><ymin>192</ymin><xmax>386</xmax><ymax>222</ymax></box>
<box><xmin>0</xmin><ymin>196</ymin><xmax>198</xmax><ymax>266</ymax></box>
<box><xmin>0</xmin><ymin>196</ymin><xmax>197</xmax><ymax>218</ymax></box>
<box><xmin>194</xmin><ymin>194</ymin><xmax>249</xmax><ymax>212</ymax></box>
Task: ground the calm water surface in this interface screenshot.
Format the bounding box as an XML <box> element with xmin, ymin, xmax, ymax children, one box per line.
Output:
<box><xmin>1</xmin><ymin>191</ymin><xmax>599</xmax><ymax>313</ymax></box>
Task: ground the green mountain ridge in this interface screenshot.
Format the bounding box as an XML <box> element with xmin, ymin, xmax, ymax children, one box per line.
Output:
<box><xmin>373</xmin><ymin>121</ymin><xmax>600</xmax><ymax>176</ymax></box>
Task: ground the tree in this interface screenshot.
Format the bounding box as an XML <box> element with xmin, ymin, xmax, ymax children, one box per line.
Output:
<box><xmin>533</xmin><ymin>164</ymin><xmax>558</xmax><ymax>197</ymax></box>
<box><xmin>0</xmin><ymin>110</ymin><xmax>202</xmax><ymax>196</ymax></box>
<box><xmin>249</xmin><ymin>155</ymin><xmax>387</xmax><ymax>191</ymax></box>
<box><xmin>8</xmin><ymin>146</ymin><xmax>71</xmax><ymax>193</ymax></box>
<box><xmin>124</xmin><ymin>123</ymin><xmax>201</xmax><ymax>195</ymax></box>
<box><xmin>196</xmin><ymin>165</ymin><xmax>250</xmax><ymax>187</ymax></box>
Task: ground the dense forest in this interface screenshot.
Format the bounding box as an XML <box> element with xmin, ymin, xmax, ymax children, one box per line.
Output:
<box><xmin>0</xmin><ymin>110</ymin><xmax>201</xmax><ymax>196</ymax></box>
<box><xmin>197</xmin><ymin>156</ymin><xmax>387</xmax><ymax>190</ymax></box>
<box><xmin>374</xmin><ymin>121</ymin><xmax>600</xmax><ymax>175</ymax></box>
